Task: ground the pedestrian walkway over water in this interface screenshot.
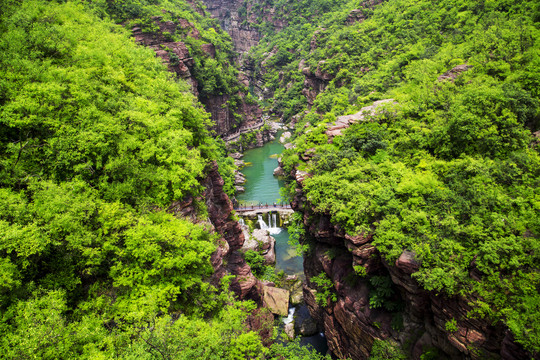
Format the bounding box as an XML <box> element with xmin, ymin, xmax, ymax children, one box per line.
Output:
<box><xmin>234</xmin><ymin>203</ymin><xmax>292</xmax><ymax>213</ymax></box>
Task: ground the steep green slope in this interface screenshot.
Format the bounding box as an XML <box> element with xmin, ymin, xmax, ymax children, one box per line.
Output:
<box><xmin>0</xmin><ymin>1</ymin><xmax>253</xmax><ymax>358</ymax></box>
<box><xmin>0</xmin><ymin>0</ymin><xmax>215</xmax><ymax>352</ymax></box>
<box><xmin>86</xmin><ymin>0</ymin><xmax>258</xmax><ymax>129</ymax></box>
<box><xmin>0</xmin><ymin>1</ymin><xmax>332</xmax><ymax>358</ymax></box>
<box><xmin>248</xmin><ymin>0</ymin><xmax>540</xmax><ymax>354</ymax></box>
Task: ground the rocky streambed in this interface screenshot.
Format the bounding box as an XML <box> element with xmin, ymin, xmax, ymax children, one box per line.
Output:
<box><xmin>231</xmin><ymin>128</ymin><xmax>329</xmax><ymax>354</ymax></box>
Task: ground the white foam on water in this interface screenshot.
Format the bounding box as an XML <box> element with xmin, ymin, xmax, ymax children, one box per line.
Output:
<box><xmin>283</xmin><ymin>307</ymin><xmax>296</xmax><ymax>324</ymax></box>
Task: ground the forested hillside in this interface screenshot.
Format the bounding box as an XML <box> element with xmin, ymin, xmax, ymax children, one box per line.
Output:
<box><xmin>1</xmin><ymin>0</ymin><xmax>539</xmax><ymax>358</ymax></box>
<box><xmin>0</xmin><ymin>1</ymin><xmax>321</xmax><ymax>358</ymax></box>
<box><xmin>243</xmin><ymin>0</ymin><xmax>540</xmax><ymax>357</ymax></box>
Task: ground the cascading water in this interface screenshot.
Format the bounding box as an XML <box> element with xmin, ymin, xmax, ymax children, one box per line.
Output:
<box><xmin>266</xmin><ymin>212</ymin><xmax>281</xmax><ymax>235</ymax></box>
<box><xmin>238</xmin><ymin>218</ymin><xmax>245</xmax><ymax>226</ymax></box>
<box><xmin>258</xmin><ymin>214</ymin><xmax>268</xmax><ymax>229</ymax></box>
<box><xmin>236</xmin><ymin>130</ymin><xmax>327</xmax><ymax>354</ymax></box>
<box><xmin>283</xmin><ymin>307</ymin><xmax>296</xmax><ymax>325</ymax></box>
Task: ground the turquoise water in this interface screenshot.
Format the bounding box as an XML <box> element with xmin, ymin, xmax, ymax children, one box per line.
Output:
<box><xmin>272</xmin><ymin>228</ymin><xmax>304</xmax><ymax>278</ymax></box>
<box><xmin>237</xmin><ymin>134</ymin><xmax>328</xmax><ymax>353</ymax></box>
<box><xmin>236</xmin><ymin>135</ymin><xmax>285</xmax><ymax>206</ymax></box>
<box><xmin>237</xmin><ymin>134</ymin><xmax>303</xmax><ymax>276</ymax></box>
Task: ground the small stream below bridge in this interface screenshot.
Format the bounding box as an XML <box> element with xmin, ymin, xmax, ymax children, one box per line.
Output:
<box><xmin>236</xmin><ymin>131</ymin><xmax>328</xmax><ymax>354</ymax></box>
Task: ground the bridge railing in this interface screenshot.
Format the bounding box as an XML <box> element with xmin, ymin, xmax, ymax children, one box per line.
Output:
<box><xmin>234</xmin><ymin>203</ymin><xmax>292</xmax><ymax>211</ymax></box>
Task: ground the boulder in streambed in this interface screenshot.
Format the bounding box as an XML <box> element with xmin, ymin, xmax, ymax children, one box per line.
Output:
<box><xmin>284</xmin><ymin>322</ymin><xmax>295</xmax><ymax>340</ymax></box>
<box><xmin>290</xmin><ymin>283</ymin><xmax>304</xmax><ymax>305</ymax></box>
<box><xmin>293</xmin><ymin>304</ymin><xmax>319</xmax><ymax>337</ymax></box>
<box><xmin>234</xmin><ymin>171</ymin><xmax>246</xmax><ymax>184</ymax></box>
<box><xmin>263</xmin><ymin>285</ymin><xmax>290</xmax><ymax>316</ymax></box>
<box><xmin>229</xmin><ymin>152</ymin><xmax>243</xmax><ymax>160</ymax></box>
<box><xmin>295</xmin><ymin>317</ymin><xmax>318</xmax><ymax>336</ymax></box>
<box><xmin>273</xmin><ymin>166</ymin><xmax>285</xmax><ymax>177</ymax></box>
<box><xmin>279</xmin><ymin>131</ymin><xmax>291</xmax><ymax>144</ymax></box>
<box><xmin>241</xmin><ymin>226</ymin><xmax>276</xmax><ymax>265</ymax></box>
<box><xmin>282</xmin><ymin>275</ymin><xmax>304</xmax><ymax>305</ymax></box>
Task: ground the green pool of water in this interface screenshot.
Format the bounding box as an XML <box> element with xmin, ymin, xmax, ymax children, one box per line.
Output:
<box><xmin>236</xmin><ymin>134</ymin><xmax>303</xmax><ymax>276</ymax></box>
<box><xmin>237</xmin><ymin>132</ymin><xmax>327</xmax><ymax>353</ymax></box>
<box><xmin>236</xmin><ymin>134</ymin><xmax>285</xmax><ymax>206</ymax></box>
<box><xmin>272</xmin><ymin>228</ymin><xmax>304</xmax><ymax>278</ymax></box>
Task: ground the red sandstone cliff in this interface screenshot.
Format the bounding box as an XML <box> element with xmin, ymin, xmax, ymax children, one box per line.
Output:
<box><xmin>168</xmin><ymin>161</ymin><xmax>262</xmax><ymax>300</ymax></box>
<box><xmin>131</xmin><ymin>16</ymin><xmax>262</xmax><ymax>136</ymax></box>
<box><xmin>291</xmin><ymin>187</ymin><xmax>532</xmax><ymax>359</ymax></box>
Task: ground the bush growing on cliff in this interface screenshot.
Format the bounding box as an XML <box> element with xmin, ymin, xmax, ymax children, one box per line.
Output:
<box><xmin>0</xmin><ymin>1</ymin><xmax>275</xmax><ymax>357</ymax></box>
<box><xmin>264</xmin><ymin>0</ymin><xmax>540</xmax><ymax>354</ymax></box>
<box><xmin>368</xmin><ymin>339</ymin><xmax>407</xmax><ymax>360</ymax></box>
<box><xmin>310</xmin><ymin>273</ymin><xmax>337</xmax><ymax>306</ymax></box>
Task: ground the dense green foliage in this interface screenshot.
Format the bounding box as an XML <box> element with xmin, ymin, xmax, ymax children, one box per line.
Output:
<box><xmin>255</xmin><ymin>0</ymin><xmax>540</xmax><ymax>354</ymax></box>
<box><xmin>368</xmin><ymin>339</ymin><xmax>407</xmax><ymax>360</ymax></box>
<box><xmin>0</xmin><ymin>1</ymin><xmax>330</xmax><ymax>357</ymax></box>
<box><xmin>0</xmin><ymin>0</ymin><xmax>226</xmax><ymax>355</ymax></box>
<box><xmin>86</xmin><ymin>0</ymin><xmax>244</xmax><ymax>101</ymax></box>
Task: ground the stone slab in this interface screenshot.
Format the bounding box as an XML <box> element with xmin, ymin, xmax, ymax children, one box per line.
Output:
<box><xmin>263</xmin><ymin>285</ymin><xmax>290</xmax><ymax>316</ymax></box>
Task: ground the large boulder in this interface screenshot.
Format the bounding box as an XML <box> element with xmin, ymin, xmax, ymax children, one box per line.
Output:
<box><xmin>273</xmin><ymin>166</ymin><xmax>286</xmax><ymax>177</ymax></box>
<box><xmin>263</xmin><ymin>285</ymin><xmax>290</xmax><ymax>316</ymax></box>
<box><xmin>279</xmin><ymin>131</ymin><xmax>292</xmax><ymax>143</ymax></box>
<box><xmin>284</xmin><ymin>322</ymin><xmax>295</xmax><ymax>340</ymax></box>
<box><xmin>294</xmin><ymin>304</ymin><xmax>319</xmax><ymax>336</ymax></box>
<box><xmin>241</xmin><ymin>227</ymin><xmax>276</xmax><ymax>265</ymax></box>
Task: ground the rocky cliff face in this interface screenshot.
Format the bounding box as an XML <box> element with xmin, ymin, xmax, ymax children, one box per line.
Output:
<box><xmin>133</xmin><ymin>19</ymin><xmax>199</xmax><ymax>95</ymax></box>
<box><xmin>201</xmin><ymin>0</ymin><xmax>285</xmax><ymax>54</ymax></box>
<box><xmin>167</xmin><ymin>161</ymin><xmax>262</xmax><ymax>302</ymax></box>
<box><xmin>200</xmin><ymin>0</ymin><xmax>287</xmax><ymax>102</ymax></box>
<box><xmin>299</xmin><ymin>58</ymin><xmax>335</xmax><ymax>107</ymax></box>
<box><xmin>202</xmin><ymin>161</ymin><xmax>263</xmax><ymax>300</ymax></box>
<box><xmin>203</xmin><ymin>0</ymin><xmax>260</xmax><ymax>53</ymax></box>
<box><xmin>132</xmin><ymin>16</ymin><xmax>262</xmax><ymax>136</ymax></box>
<box><xmin>292</xmin><ymin>188</ymin><xmax>531</xmax><ymax>359</ymax></box>
<box><xmin>203</xmin><ymin>91</ymin><xmax>263</xmax><ymax>137</ymax></box>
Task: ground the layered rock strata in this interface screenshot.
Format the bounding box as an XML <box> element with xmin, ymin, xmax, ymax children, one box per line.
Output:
<box><xmin>133</xmin><ymin>21</ymin><xmax>199</xmax><ymax>94</ymax></box>
<box><xmin>132</xmin><ymin>17</ymin><xmax>262</xmax><ymax>136</ymax></box>
<box><xmin>201</xmin><ymin>0</ymin><xmax>286</xmax><ymax>54</ymax></box>
<box><xmin>292</xmin><ymin>187</ymin><xmax>531</xmax><ymax>359</ymax></box>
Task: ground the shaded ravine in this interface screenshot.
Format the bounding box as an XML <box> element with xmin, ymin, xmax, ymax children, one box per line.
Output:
<box><xmin>236</xmin><ymin>133</ymin><xmax>328</xmax><ymax>354</ymax></box>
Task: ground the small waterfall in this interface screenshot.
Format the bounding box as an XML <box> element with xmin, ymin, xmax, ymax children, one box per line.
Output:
<box><xmin>283</xmin><ymin>307</ymin><xmax>296</xmax><ymax>325</ymax></box>
<box><xmin>258</xmin><ymin>214</ymin><xmax>268</xmax><ymax>229</ymax></box>
<box><xmin>267</xmin><ymin>212</ymin><xmax>281</xmax><ymax>235</ymax></box>
<box><xmin>238</xmin><ymin>218</ymin><xmax>245</xmax><ymax>226</ymax></box>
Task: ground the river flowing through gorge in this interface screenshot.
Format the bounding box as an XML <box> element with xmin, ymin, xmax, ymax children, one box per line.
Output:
<box><xmin>235</xmin><ymin>131</ymin><xmax>329</xmax><ymax>354</ymax></box>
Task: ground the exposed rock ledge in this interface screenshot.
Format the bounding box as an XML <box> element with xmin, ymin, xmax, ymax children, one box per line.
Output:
<box><xmin>241</xmin><ymin>226</ymin><xmax>276</xmax><ymax>265</ymax></box>
<box><xmin>292</xmin><ymin>189</ymin><xmax>531</xmax><ymax>359</ymax></box>
<box><xmin>325</xmin><ymin>99</ymin><xmax>396</xmax><ymax>141</ymax></box>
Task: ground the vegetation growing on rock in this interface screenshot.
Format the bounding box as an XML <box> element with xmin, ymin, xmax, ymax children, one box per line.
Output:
<box><xmin>245</xmin><ymin>0</ymin><xmax>540</xmax><ymax>355</ymax></box>
<box><xmin>0</xmin><ymin>1</ymin><xmax>322</xmax><ymax>358</ymax></box>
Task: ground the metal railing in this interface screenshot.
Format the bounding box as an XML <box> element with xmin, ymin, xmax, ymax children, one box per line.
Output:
<box><xmin>234</xmin><ymin>203</ymin><xmax>292</xmax><ymax>211</ymax></box>
<box><xmin>223</xmin><ymin>119</ymin><xmax>266</xmax><ymax>142</ymax></box>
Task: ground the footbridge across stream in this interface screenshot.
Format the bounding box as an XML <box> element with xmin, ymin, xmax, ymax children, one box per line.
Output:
<box><xmin>234</xmin><ymin>203</ymin><xmax>292</xmax><ymax>214</ymax></box>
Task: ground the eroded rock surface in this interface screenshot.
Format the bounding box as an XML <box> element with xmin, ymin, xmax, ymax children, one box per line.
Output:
<box><xmin>325</xmin><ymin>99</ymin><xmax>396</xmax><ymax>141</ymax></box>
<box><xmin>437</xmin><ymin>64</ymin><xmax>473</xmax><ymax>82</ymax></box>
<box><xmin>241</xmin><ymin>227</ymin><xmax>276</xmax><ymax>265</ymax></box>
<box><xmin>293</xmin><ymin>183</ymin><xmax>531</xmax><ymax>359</ymax></box>
<box><xmin>263</xmin><ymin>285</ymin><xmax>290</xmax><ymax>316</ymax></box>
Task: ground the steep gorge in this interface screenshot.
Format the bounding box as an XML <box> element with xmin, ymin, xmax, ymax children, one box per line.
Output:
<box><xmin>293</xmin><ymin>189</ymin><xmax>530</xmax><ymax>359</ymax></box>
<box><xmin>200</xmin><ymin>0</ymin><xmax>540</xmax><ymax>358</ymax></box>
<box><xmin>130</xmin><ymin>9</ymin><xmax>262</xmax><ymax>136</ymax></box>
